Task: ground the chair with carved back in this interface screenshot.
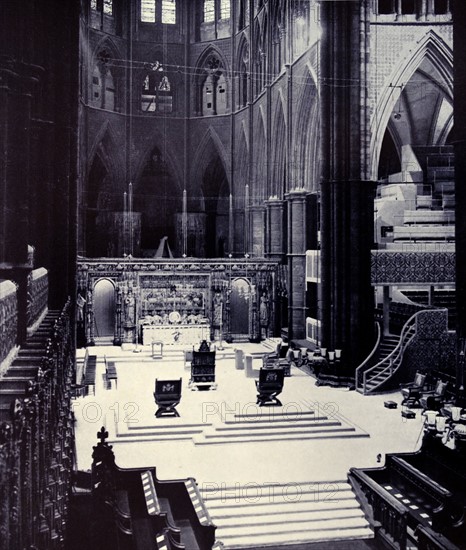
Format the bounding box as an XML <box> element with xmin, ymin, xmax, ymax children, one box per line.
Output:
<box><xmin>189</xmin><ymin>340</ymin><xmax>216</xmax><ymax>390</ymax></box>
<box><xmin>154</xmin><ymin>378</ymin><xmax>182</xmax><ymax>417</ymax></box>
<box><xmin>419</xmin><ymin>379</ymin><xmax>449</xmax><ymax>411</ymax></box>
<box><xmin>255</xmin><ymin>367</ymin><xmax>285</xmax><ymax>406</ymax></box>
<box><xmin>400</xmin><ymin>371</ymin><xmax>427</xmax><ymax>408</ymax></box>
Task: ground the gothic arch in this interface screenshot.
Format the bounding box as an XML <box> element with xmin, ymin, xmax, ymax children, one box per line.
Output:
<box><xmin>192</xmin><ymin>127</ymin><xmax>231</xmax><ymax>205</ymax></box>
<box><xmin>271</xmin><ymin>94</ymin><xmax>287</xmax><ymax>197</ymax></box>
<box><xmin>292</xmin><ymin>67</ymin><xmax>320</xmax><ymax>191</ymax></box>
<box><xmin>88</xmin><ymin>122</ymin><xmax>125</xmax><ymax>189</ymax></box>
<box><xmin>252</xmin><ymin>106</ymin><xmax>267</xmax><ymax>203</ymax></box>
<box><xmin>132</xmin><ymin>136</ymin><xmax>183</xmax><ymax>193</ymax></box>
<box><xmin>193</xmin><ymin>45</ymin><xmax>231</xmax><ymax>115</ymax></box>
<box><xmin>236</xmin><ymin>34</ymin><xmax>250</xmax><ymax>108</ymax></box>
<box><xmin>370</xmin><ymin>31</ymin><xmax>453</xmax><ymax>179</ymax></box>
<box><xmin>89</xmin><ymin>36</ymin><xmax>123</xmax><ymax>110</ymax></box>
<box><xmin>235</xmin><ymin>122</ymin><xmax>250</xmax><ymax>198</ymax></box>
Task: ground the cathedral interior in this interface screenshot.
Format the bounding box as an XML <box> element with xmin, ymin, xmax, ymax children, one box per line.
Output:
<box><xmin>1</xmin><ymin>0</ymin><xmax>466</xmax><ymax>549</ymax></box>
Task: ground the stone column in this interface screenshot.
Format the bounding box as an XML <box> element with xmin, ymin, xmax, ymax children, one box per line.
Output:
<box><xmin>286</xmin><ymin>189</ymin><xmax>307</xmax><ymax>341</ymax></box>
<box><xmin>265</xmin><ymin>197</ymin><xmax>286</xmax><ymax>260</ymax></box>
<box><xmin>249</xmin><ymin>205</ymin><xmax>266</xmax><ymax>257</ymax></box>
<box><xmin>319</xmin><ymin>1</ymin><xmax>375</xmax><ymax>373</ymax></box>
<box><xmin>453</xmin><ymin>0</ymin><xmax>466</xmax><ymax>398</ymax></box>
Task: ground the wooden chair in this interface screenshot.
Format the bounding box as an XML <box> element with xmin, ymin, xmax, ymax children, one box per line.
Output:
<box><xmin>255</xmin><ymin>368</ymin><xmax>285</xmax><ymax>406</ymax></box>
<box><xmin>419</xmin><ymin>379</ymin><xmax>449</xmax><ymax>411</ymax></box>
<box><xmin>189</xmin><ymin>341</ymin><xmax>216</xmax><ymax>390</ymax></box>
<box><xmin>400</xmin><ymin>371</ymin><xmax>427</xmax><ymax>408</ymax></box>
<box><xmin>154</xmin><ymin>378</ymin><xmax>182</xmax><ymax>417</ymax></box>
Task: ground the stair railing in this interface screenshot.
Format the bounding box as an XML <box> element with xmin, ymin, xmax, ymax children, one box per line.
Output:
<box><xmin>361</xmin><ymin>312</ymin><xmax>419</xmax><ymax>394</ymax></box>
<box><xmin>355</xmin><ymin>322</ymin><xmax>381</xmax><ymax>392</ymax></box>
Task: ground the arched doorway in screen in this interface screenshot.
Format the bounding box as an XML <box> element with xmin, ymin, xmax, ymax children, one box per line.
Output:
<box><xmin>230</xmin><ymin>278</ymin><xmax>251</xmax><ymax>341</ymax></box>
<box><xmin>93</xmin><ymin>278</ymin><xmax>115</xmax><ymax>342</ymax></box>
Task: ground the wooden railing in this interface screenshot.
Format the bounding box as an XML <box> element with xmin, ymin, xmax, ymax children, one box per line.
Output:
<box><xmin>91</xmin><ymin>430</ymin><xmax>217</xmax><ymax>550</ymax></box>
<box><xmin>349</xmin><ymin>468</ymin><xmax>408</xmax><ymax>549</ymax></box>
<box><xmin>27</xmin><ymin>267</ymin><xmax>48</xmax><ymax>329</ymax></box>
<box><xmin>0</xmin><ymin>299</ymin><xmax>74</xmax><ymax>550</ymax></box>
<box><xmin>0</xmin><ymin>279</ymin><xmax>18</xmax><ymax>367</ymax></box>
<box><xmin>355</xmin><ymin>322</ymin><xmax>381</xmax><ymax>392</ymax></box>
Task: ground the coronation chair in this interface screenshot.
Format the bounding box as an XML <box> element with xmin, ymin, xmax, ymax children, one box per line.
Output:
<box><xmin>400</xmin><ymin>371</ymin><xmax>427</xmax><ymax>408</ymax></box>
<box><xmin>154</xmin><ymin>378</ymin><xmax>182</xmax><ymax>417</ymax></box>
<box><xmin>189</xmin><ymin>340</ymin><xmax>216</xmax><ymax>390</ymax></box>
<box><xmin>255</xmin><ymin>367</ymin><xmax>285</xmax><ymax>406</ymax></box>
<box><xmin>419</xmin><ymin>379</ymin><xmax>449</xmax><ymax>412</ymax></box>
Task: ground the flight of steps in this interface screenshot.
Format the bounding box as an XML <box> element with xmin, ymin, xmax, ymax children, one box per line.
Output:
<box><xmin>359</xmin><ymin>335</ymin><xmax>399</xmax><ymax>394</ymax></box>
<box><xmin>109</xmin><ymin>399</ymin><xmax>369</xmax><ymax>446</ymax></box>
<box><xmin>203</xmin><ymin>480</ymin><xmax>373</xmax><ymax>549</ymax></box>
<box><xmin>193</xmin><ymin>402</ymin><xmax>369</xmax><ymax>445</ymax></box>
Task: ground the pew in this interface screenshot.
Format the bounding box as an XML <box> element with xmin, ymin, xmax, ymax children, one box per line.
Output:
<box><xmin>154</xmin><ymin>379</ymin><xmax>182</xmax><ymax>417</ymax></box>
<box><xmin>255</xmin><ymin>367</ymin><xmax>285</xmax><ymax>406</ymax></box>
<box><xmin>104</xmin><ymin>357</ymin><xmax>118</xmax><ymax>390</ymax></box>
<box><xmin>91</xmin><ymin>430</ymin><xmax>217</xmax><ymax>549</ymax></box>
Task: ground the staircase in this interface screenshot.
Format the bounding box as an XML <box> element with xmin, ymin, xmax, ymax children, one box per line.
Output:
<box><xmin>203</xmin><ymin>480</ymin><xmax>374</xmax><ymax>549</ymax></box>
<box><xmin>356</xmin><ymin>314</ymin><xmax>418</xmax><ymax>395</ymax></box>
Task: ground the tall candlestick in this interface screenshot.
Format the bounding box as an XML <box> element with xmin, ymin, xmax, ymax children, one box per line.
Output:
<box><xmin>182</xmin><ymin>188</ymin><xmax>187</xmax><ymax>256</ymax></box>
<box><xmin>129</xmin><ymin>182</ymin><xmax>133</xmax><ymax>256</ymax></box>
<box><xmin>229</xmin><ymin>193</ymin><xmax>234</xmax><ymax>255</ymax></box>
<box><xmin>244</xmin><ymin>184</ymin><xmax>249</xmax><ymax>255</ymax></box>
<box><xmin>123</xmin><ymin>191</ymin><xmax>128</xmax><ymax>256</ymax></box>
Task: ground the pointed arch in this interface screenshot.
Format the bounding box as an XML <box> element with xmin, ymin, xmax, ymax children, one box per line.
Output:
<box><xmin>236</xmin><ymin>33</ymin><xmax>250</xmax><ymax>108</ymax></box>
<box><xmin>192</xmin><ymin>127</ymin><xmax>231</xmax><ymax>203</ymax></box>
<box><xmin>271</xmin><ymin>93</ymin><xmax>287</xmax><ymax>197</ymax></box>
<box><xmin>88</xmin><ymin>121</ymin><xmax>125</xmax><ymax>189</ymax></box>
<box><xmin>132</xmin><ymin>133</ymin><xmax>183</xmax><ymax>192</ymax></box>
<box><xmin>90</xmin><ymin>36</ymin><xmax>123</xmax><ymax>111</ymax></box>
<box><xmin>193</xmin><ymin>45</ymin><xmax>230</xmax><ymax>116</ymax></box>
<box><xmin>253</xmin><ymin>106</ymin><xmax>267</xmax><ymax>203</ymax></box>
<box><xmin>235</xmin><ymin>122</ymin><xmax>250</xmax><ymax>201</ymax></box>
<box><xmin>370</xmin><ymin>31</ymin><xmax>453</xmax><ymax>179</ymax></box>
<box><xmin>292</xmin><ymin>67</ymin><xmax>320</xmax><ymax>192</ymax></box>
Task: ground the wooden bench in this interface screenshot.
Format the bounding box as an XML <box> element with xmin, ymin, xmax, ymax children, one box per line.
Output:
<box><xmin>83</xmin><ymin>355</ymin><xmax>97</xmax><ymax>396</ymax></box>
<box><xmin>388</xmin><ymin>455</ymin><xmax>453</xmax><ymax>530</ymax></box>
<box><xmin>104</xmin><ymin>357</ymin><xmax>118</xmax><ymax>390</ymax></box>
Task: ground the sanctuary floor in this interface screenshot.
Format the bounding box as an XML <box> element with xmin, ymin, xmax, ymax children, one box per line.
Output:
<box><xmin>73</xmin><ymin>341</ymin><xmax>425</xmax><ymax>548</ymax></box>
<box><xmin>74</xmin><ymin>342</ymin><xmax>423</xmax><ymax>476</ymax></box>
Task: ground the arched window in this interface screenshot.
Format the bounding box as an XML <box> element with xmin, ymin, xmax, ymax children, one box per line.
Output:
<box><xmin>90</xmin><ymin>50</ymin><xmax>117</xmax><ymax>111</ymax></box>
<box><xmin>199</xmin><ymin>54</ymin><xmax>228</xmax><ymax>116</ymax></box>
<box><xmin>91</xmin><ymin>66</ymin><xmax>102</xmax><ymax>107</ymax></box>
<box><xmin>202</xmin><ymin>75</ymin><xmax>215</xmax><ymax>115</ymax></box>
<box><xmin>216</xmin><ymin>74</ymin><xmax>227</xmax><ymax>114</ymax></box>
<box><xmin>90</xmin><ymin>0</ymin><xmax>113</xmax><ymax>30</ymax></box>
<box><xmin>104</xmin><ymin>70</ymin><xmax>115</xmax><ymax>111</ymax></box>
<box><xmin>203</xmin><ymin>0</ymin><xmax>230</xmax><ymax>22</ymax></box>
<box><xmin>141</xmin><ymin>68</ymin><xmax>173</xmax><ymax>113</ymax></box>
<box><xmin>141</xmin><ymin>0</ymin><xmax>177</xmax><ymax>24</ymax></box>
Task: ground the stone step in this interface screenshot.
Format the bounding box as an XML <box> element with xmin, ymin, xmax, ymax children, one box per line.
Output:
<box><xmin>194</xmin><ymin>429</ymin><xmax>369</xmax><ymax>446</ymax></box>
<box><xmin>217</xmin><ymin>525</ymin><xmax>374</xmax><ymax>550</ymax></box>
<box><xmin>217</xmin><ymin>523</ymin><xmax>373</xmax><ymax>548</ymax></box>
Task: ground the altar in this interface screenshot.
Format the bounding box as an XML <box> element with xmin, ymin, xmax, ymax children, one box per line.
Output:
<box><xmin>142</xmin><ymin>324</ymin><xmax>210</xmax><ymax>346</ymax></box>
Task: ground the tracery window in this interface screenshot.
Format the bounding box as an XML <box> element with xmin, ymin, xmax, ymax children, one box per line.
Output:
<box><xmin>141</xmin><ymin>0</ymin><xmax>176</xmax><ymax>24</ymax></box>
<box><xmin>200</xmin><ymin>54</ymin><xmax>228</xmax><ymax>116</ymax></box>
<box><xmin>204</xmin><ymin>0</ymin><xmax>215</xmax><ymax>22</ymax></box>
<box><xmin>162</xmin><ymin>0</ymin><xmax>176</xmax><ymax>24</ymax></box>
<box><xmin>91</xmin><ymin>50</ymin><xmax>117</xmax><ymax>111</ymax></box>
<box><xmin>204</xmin><ymin>0</ymin><xmax>230</xmax><ymax>22</ymax></box>
<box><xmin>141</xmin><ymin>67</ymin><xmax>173</xmax><ymax>113</ymax></box>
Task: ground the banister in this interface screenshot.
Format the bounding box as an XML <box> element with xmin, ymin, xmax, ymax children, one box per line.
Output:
<box><xmin>355</xmin><ymin>322</ymin><xmax>381</xmax><ymax>391</ymax></box>
<box><xmin>363</xmin><ymin>308</ymin><xmax>447</xmax><ymax>394</ymax></box>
